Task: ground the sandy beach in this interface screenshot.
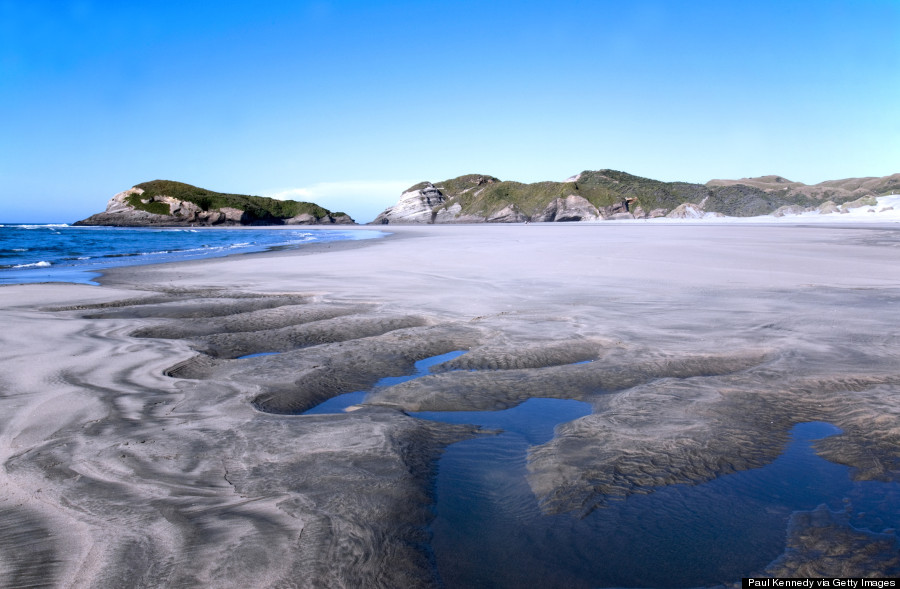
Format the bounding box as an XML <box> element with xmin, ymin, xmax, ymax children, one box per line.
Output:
<box><xmin>2</xmin><ymin>223</ymin><xmax>900</xmax><ymax>587</ymax></box>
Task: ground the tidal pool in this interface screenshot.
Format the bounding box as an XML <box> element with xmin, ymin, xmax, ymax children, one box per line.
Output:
<box><xmin>412</xmin><ymin>410</ymin><xmax>900</xmax><ymax>588</ymax></box>
<box><xmin>303</xmin><ymin>350</ymin><xmax>468</xmax><ymax>415</ymax></box>
<box><xmin>236</xmin><ymin>352</ymin><xmax>282</xmax><ymax>360</ymax></box>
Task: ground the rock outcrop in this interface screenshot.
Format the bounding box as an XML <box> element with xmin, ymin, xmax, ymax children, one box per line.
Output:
<box><xmin>817</xmin><ymin>201</ymin><xmax>840</xmax><ymax>214</ymax></box>
<box><xmin>486</xmin><ymin>204</ymin><xmax>528</xmax><ymax>223</ymax></box>
<box><xmin>370</xmin><ymin>183</ymin><xmax>447</xmax><ymax>224</ymax></box>
<box><xmin>841</xmin><ymin>195</ymin><xmax>878</xmax><ymax>209</ymax></box>
<box><xmin>75</xmin><ymin>182</ymin><xmax>354</xmax><ymax>227</ymax></box>
<box><xmin>772</xmin><ymin>205</ymin><xmax>808</xmax><ymax>217</ymax></box>
<box><xmin>665</xmin><ymin>203</ymin><xmax>706</xmax><ymax>219</ymax></box>
<box><xmin>371</xmin><ymin>177</ymin><xmax>502</xmax><ymax>224</ymax></box>
<box><xmin>760</xmin><ymin>195</ymin><xmax>886</xmax><ymax>218</ymax></box>
<box><xmin>535</xmin><ymin>195</ymin><xmax>601</xmax><ymax>222</ymax></box>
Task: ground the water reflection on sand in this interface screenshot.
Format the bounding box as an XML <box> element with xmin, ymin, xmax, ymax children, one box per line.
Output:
<box><xmin>415</xmin><ymin>411</ymin><xmax>899</xmax><ymax>588</ymax></box>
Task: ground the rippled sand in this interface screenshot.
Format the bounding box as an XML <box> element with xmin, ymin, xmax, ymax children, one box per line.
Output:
<box><xmin>1</xmin><ymin>223</ymin><xmax>899</xmax><ymax>586</ymax></box>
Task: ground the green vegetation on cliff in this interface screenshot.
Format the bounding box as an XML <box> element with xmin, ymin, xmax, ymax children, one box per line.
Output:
<box><xmin>426</xmin><ymin>170</ymin><xmax>710</xmax><ymax>218</ymax></box>
<box><xmin>703</xmin><ymin>186</ymin><xmax>815</xmax><ymax>216</ymax></box>
<box><xmin>126</xmin><ymin>193</ymin><xmax>171</xmax><ymax>215</ymax></box>
<box><xmin>409</xmin><ymin>169</ymin><xmax>886</xmax><ymax>220</ymax></box>
<box><xmin>135</xmin><ymin>180</ymin><xmax>331</xmax><ymax>222</ymax></box>
<box><xmin>571</xmin><ymin>170</ymin><xmax>702</xmax><ymax>212</ymax></box>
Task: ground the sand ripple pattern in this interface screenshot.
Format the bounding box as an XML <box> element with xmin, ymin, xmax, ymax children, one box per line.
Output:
<box><xmin>4</xmin><ymin>275</ymin><xmax>900</xmax><ymax>585</ymax></box>
<box><xmin>0</xmin><ymin>290</ymin><xmax>480</xmax><ymax>588</ymax></box>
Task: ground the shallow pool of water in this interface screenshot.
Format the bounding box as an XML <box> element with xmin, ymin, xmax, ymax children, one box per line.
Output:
<box><xmin>414</xmin><ymin>409</ymin><xmax>900</xmax><ymax>588</ymax></box>
<box><xmin>303</xmin><ymin>350</ymin><xmax>467</xmax><ymax>415</ymax></box>
<box><xmin>236</xmin><ymin>352</ymin><xmax>282</xmax><ymax>360</ymax></box>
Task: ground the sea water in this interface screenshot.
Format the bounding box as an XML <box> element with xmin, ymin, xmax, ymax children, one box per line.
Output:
<box><xmin>0</xmin><ymin>224</ymin><xmax>385</xmax><ymax>285</ymax></box>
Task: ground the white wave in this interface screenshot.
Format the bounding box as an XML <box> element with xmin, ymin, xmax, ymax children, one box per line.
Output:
<box><xmin>140</xmin><ymin>245</ymin><xmax>231</xmax><ymax>256</ymax></box>
<box><xmin>12</xmin><ymin>224</ymin><xmax>70</xmax><ymax>229</ymax></box>
<box><xmin>13</xmin><ymin>261</ymin><xmax>52</xmax><ymax>268</ymax></box>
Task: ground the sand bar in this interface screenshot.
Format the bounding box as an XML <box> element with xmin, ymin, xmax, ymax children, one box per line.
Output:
<box><xmin>2</xmin><ymin>223</ymin><xmax>900</xmax><ymax>586</ymax></box>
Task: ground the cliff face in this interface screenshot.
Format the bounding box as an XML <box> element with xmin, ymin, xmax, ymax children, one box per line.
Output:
<box><xmin>370</xmin><ymin>183</ymin><xmax>453</xmax><ymax>224</ymax></box>
<box><xmin>74</xmin><ymin>181</ymin><xmax>355</xmax><ymax>227</ymax></box>
<box><xmin>371</xmin><ymin>170</ymin><xmax>900</xmax><ymax>224</ymax></box>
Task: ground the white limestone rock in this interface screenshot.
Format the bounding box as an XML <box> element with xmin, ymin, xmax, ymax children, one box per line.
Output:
<box><xmin>665</xmin><ymin>203</ymin><xmax>705</xmax><ymax>219</ymax></box>
<box><xmin>371</xmin><ymin>184</ymin><xmax>446</xmax><ymax>224</ymax></box>
<box><xmin>487</xmin><ymin>205</ymin><xmax>528</xmax><ymax>223</ymax></box>
<box><xmin>536</xmin><ymin>195</ymin><xmax>601</xmax><ymax>222</ymax></box>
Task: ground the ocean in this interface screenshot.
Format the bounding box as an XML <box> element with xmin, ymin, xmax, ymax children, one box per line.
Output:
<box><xmin>0</xmin><ymin>224</ymin><xmax>385</xmax><ymax>285</ymax></box>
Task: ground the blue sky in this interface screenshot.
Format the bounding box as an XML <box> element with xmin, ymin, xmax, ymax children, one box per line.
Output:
<box><xmin>2</xmin><ymin>0</ymin><xmax>898</xmax><ymax>223</ymax></box>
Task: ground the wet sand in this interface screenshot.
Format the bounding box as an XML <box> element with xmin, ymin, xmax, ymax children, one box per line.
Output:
<box><xmin>1</xmin><ymin>223</ymin><xmax>900</xmax><ymax>586</ymax></box>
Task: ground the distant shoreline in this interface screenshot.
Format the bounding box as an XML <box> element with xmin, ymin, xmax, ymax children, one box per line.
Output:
<box><xmin>0</xmin><ymin>225</ymin><xmax>387</xmax><ymax>286</ymax></box>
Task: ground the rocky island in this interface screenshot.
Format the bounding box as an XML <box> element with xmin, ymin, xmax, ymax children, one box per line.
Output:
<box><xmin>372</xmin><ymin>170</ymin><xmax>900</xmax><ymax>224</ymax></box>
<box><xmin>74</xmin><ymin>180</ymin><xmax>355</xmax><ymax>226</ymax></box>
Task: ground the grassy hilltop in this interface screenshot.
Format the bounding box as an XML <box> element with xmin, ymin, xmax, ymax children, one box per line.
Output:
<box><xmin>131</xmin><ymin>180</ymin><xmax>340</xmax><ymax>221</ymax></box>
<box><xmin>76</xmin><ymin>180</ymin><xmax>352</xmax><ymax>226</ymax></box>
